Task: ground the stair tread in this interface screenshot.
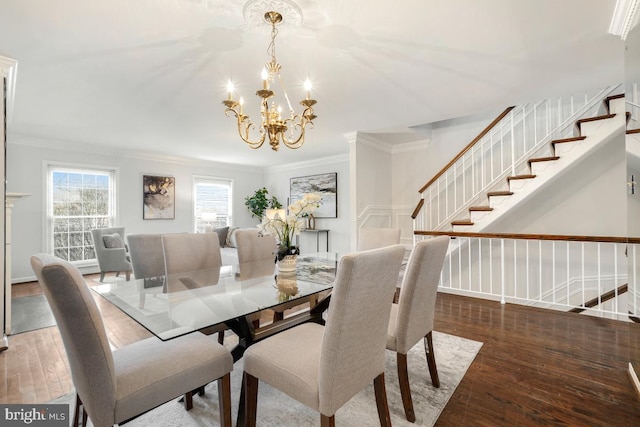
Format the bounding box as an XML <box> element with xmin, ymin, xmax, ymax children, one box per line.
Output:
<box><xmin>487</xmin><ymin>191</ymin><xmax>514</xmax><ymax>196</ymax></box>
<box><xmin>605</xmin><ymin>93</ymin><xmax>625</xmax><ymax>102</ymax></box>
<box><xmin>451</xmin><ymin>220</ymin><xmax>474</xmax><ymax>226</ymax></box>
<box><xmin>552</xmin><ymin>136</ymin><xmax>586</xmax><ymax>144</ymax></box>
<box><xmin>469</xmin><ymin>206</ymin><xmax>493</xmax><ymax>211</ymax></box>
<box><xmin>575</xmin><ymin>113</ymin><xmax>616</xmax><ymax>125</ymax></box>
<box><xmin>529</xmin><ymin>156</ymin><xmax>560</xmax><ymax>163</ymax></box>
<box><xmin>628</xmin><ymin>129</ymin><xmax>640</xmax><ymax>135</ymax></box>
<box><xmin>507</xmin><ymin>174</ymin><xmax>536</xmax><ymax>181</ymax></box>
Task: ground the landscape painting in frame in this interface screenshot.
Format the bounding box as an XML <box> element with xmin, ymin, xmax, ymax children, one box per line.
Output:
<box><xmin>290</xmin><ymin>173</ymin><xmax>337</xmax><ymax>218</ymax></box>
<box><xmin>143</xmin><ymin>175</ymin><xmax>175</xmax><ymax>219</ymax></box>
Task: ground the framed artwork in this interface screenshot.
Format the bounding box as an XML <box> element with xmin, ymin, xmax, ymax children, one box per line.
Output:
<box><xmin>143</xmin><ymin>175</ymin><xmax>175</xmax><ymax>219</ymax></box>
<box><xmin>290</xmin><ymin>172</ymin><xmax>337</xmax><ymax>218</ymax></box>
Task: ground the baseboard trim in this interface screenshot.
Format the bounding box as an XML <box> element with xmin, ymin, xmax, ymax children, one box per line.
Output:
<box><xmin>629</xmin><ymin>363</ymin><xmax>640</xmax><ymax>401</ymax></box>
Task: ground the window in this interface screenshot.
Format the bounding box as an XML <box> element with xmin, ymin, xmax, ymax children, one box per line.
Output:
<box><xmin>47</xmin><ymin>164</ymin><xmax>116</xmax><ymax>264</ymax></box>
<box><xmin>193</xmin><ymin>176</ymin><xmax>232</xmax><ymax>232</ymax></box>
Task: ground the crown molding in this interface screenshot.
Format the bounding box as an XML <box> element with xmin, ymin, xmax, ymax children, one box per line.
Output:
<box><xmin>9</xmin><ymin>134</ymin><xmax>262</xmax><ymax>173</ymax></box>
<box><xmin>391</xmin><ymin>139</ymin><xmax>430</xmax><ymax>154</ymax></box>
<box><xmin>264</xmin><ymin>153</ymin><xmax>349</xmax><ymax>174</ymax></box>
<box><xmin>354</xmin><ymin>133</ymin><xmax>393</xmax><ymax>153</ymax></box>
<box><xmin>609</xmin><ymin>0</ymin><xmax>640</xmax><ymax>40</ymax></box>
<box><xmin>0</xmin><ymin>55</ymin><xmax>18</xmax><ymax>125</ymax></box>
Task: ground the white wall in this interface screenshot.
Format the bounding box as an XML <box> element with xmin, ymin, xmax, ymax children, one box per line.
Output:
<box><xmin>263</xmin><ymin>155</ymin><xmax>350</xmax><ymax>255</ymax></box>
<box><xmin>7</xmin><ymin>140</ymin><xmax>264</xmax><ymax>282</ymax></box>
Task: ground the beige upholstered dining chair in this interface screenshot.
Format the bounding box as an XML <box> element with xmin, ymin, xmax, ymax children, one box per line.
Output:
<box><xmin>357</xmin><ymin>227</ymin><xmax>401</xmax><ymax>251</ymax></box>
<box><xmin>126</xmin><ymin>234</ymin><xmax>167</xmax><ymax>309</ymax></box>
<box><xmin>91</xmin><ymin>227</ymin><xmax>132</xmax><ymax>282</ymax></box>
<box><xmin>235</xmin><ymin>229</ymin><xmax>277</xmax><ymax>278</ymax></box>
<box><xmin>30</xmin><ymin>253</ymin><xmax>233</xmax><ymax>427</ymax></box>
<box><xmin>162</xmin><ymin>233</ymin><xmax>227</xmax><ymax>341</ymax></box>
<box><xmin>386</xmin><ymin>235</ymin><xmax>450</xmax><ymax>422</ymax></box>
<box><xmin>127</xmin><ymin>233</ymin><xmax>166</xmax><ymax>280</ymax></box>
<box><xmin>235</xmin><ymin>228</ymin><xmax>313</xmax><ymax>323</ymax></box>
<box><xmin>242</xmin><ymin>244</ymin><xmax>406</xmax><ymax>427</ymax></box>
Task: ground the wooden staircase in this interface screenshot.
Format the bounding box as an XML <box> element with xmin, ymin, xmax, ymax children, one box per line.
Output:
<box><xmin>449</xmin><ymin>93</ymin><xmax>624</xmax><ymax>229</ymax></box>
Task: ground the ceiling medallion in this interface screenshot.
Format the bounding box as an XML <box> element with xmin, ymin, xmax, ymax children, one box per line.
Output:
<box><xmin>243</xmin><ymin>0</ymin><xmax>303</xmax><ymax>33</ymax></box>
<box><xmin>222</xmin><ymin>4</ymin><xmax>317</xmax><ymax>151</ymax></box>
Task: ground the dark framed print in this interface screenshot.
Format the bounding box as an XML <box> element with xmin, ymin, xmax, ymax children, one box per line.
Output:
<box><xmin>290</xmin><ymin>172</ymin><xmax>337</xmax><ymax>218</ymax></box>
<box><xmin>143</xmin><ymin>175</ymin><xmax>175</xmax><ymax>219</ymax></box>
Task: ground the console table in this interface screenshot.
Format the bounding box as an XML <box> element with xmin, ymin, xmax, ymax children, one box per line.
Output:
<box><xmin>297</xmin><ymin>229</ymin><xmax>329</xmax><ymax>252</ymax></box>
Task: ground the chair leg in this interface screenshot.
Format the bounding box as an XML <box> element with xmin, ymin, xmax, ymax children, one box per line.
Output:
<box><xmin>81</xmin><ymin>406</ymin><xmax>87</xmax><ymax>427</ymax></box>
<box><xmin>243</xmin><ymin>372</ymin><xmax>259</xmax><ymax>427</ymax></box>
<box><xmin>321</xmin><ymin>414</ymin><xmax>336</xmax><ymax>427</ymax></box>
<box><xmin>99</xmin><ymin>272</ymin><xmax>105</xmax><ymax>282</ymax></box>
<box><xmin>218</xmin><ymin>331</ymin><xmax>225</xmax><ymax>344</ymax></box>
<box><xmin>424</xmin><ymin>331</ymin><xmax>440</xmax><ymax>388</ymax></box>
<box><xmin>184</xmin><ymin>390</ymin><xmax>193</xmax><ymax>410</ymax></box>
<box><xmin>218</xmin><ymin>373</ymin><xmax>232</xmax><ymax>427</ymax></box>
<box><xmin>116</xmin><ymin>271</ymin><xmax>120</xmax><ymax>277</ymax></box>
<box><xmin>73</xmin><ymin>394</ymin><xmax>81</xmax><ymax>427</ymax></box>
<box><xmin>126</xmin><ymin>271</ymin><xmax>131</xmax><ymax>281</ymax></box>
<box><xmin>397</xmin><ymin>352</ymin><xmax>416</xmax><ymax>422</ymax></box>
<box><xmin>373</xmin><ymin>373</ymin><xmax>392</xmax><ymax>427</ymax></box>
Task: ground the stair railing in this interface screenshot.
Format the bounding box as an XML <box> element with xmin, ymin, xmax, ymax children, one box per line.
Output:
<box><xmin>415</xmin><ymin>231</ymin><xmax>634</xmax><ymax>319</ymax></box>
<box><xmin>413</xmin><ymin>84</ymin><xmax>622</xmax><ymax>233</ymax></box>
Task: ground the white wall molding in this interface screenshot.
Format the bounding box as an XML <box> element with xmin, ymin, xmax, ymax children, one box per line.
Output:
<box><xmin>391</xmin><ymin>139</ymin><xmax>430</xmax><ymax>154</ymax></box>
<box><xmin>355</xmin><ymin>133</ymin><xmax>393</xmax><ymax>153</ymax></box>
<box><xmin>264</xmin><ymin>153</ymin><xmax>349</xmax><ymax>174</ymax></box>
<box><xmin>9</xmin><ymin>134</ymin><xmax>261</xmax><ymax>173</ymax></box>
<box><xmin>0</xmin><ymin>55</ymin><xmax>17</xmax><ymax>125</ymax></box>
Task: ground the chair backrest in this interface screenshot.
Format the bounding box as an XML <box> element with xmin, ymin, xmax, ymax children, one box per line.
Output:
<box><xmin>318</xmin><ymin>244</ymin><xmax>405</xmax><ymax>415</ymax></box>
<box><xmin>162</xmin><ymin>233</ymin><xmax>222</xmax><ymax>290</ymax></box>
<box><xmin>30</xmin><ymin>253</ymin><xmax>116</xmax><ymax>427</ymax></box>
<box><xmin>235</xmin><ymin>229</ymin><xmax>277</xmax><ymax>263</ymax></box>
<box><xmin>235</xmin><ymin>229</ymin><xmax>277</xmax><ymax>279</ymax></box>
<box><xmin>127</xmin><ymin>234</ymin><xmax>166</xmax><ymax>279</ymax></box>
<box><xmin>394</xmin><ymin>236</ymin><xmax>450</xmax><ymax>353</ymax></box>
<box><xmin>357</xmin><ymin>227</ymin><xmax>401</xmax><ymax>251</ymax></box>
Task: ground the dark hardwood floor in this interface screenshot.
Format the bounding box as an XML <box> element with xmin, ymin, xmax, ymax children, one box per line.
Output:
<box><xmin>2</xmin><ymin>276</ymin><xmax>640</xmax><ymax>426</ymax></box>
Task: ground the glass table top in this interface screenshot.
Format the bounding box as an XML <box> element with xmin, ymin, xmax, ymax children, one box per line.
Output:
<box><xmin>93</xmin><ymin>252</ymin><xmax>340</xmax><ymax>340</ymax></box>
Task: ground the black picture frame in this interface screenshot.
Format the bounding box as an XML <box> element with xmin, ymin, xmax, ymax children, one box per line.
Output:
<box><xmin>290</xmin><ymin>172</ymin><xmax>337</xmax><ymax>218</ymax></box>
<box><xmin>143</xmin><ymin>175</ymin><xmax>175</xmax><ymax>220</ymax></box>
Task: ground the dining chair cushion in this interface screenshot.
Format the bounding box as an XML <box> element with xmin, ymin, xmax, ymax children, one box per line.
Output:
<box><xmin>113</xmin><ymin>333</ymin><xmax>232</xmax><ymax>422</ymax></box>
<box><xmin>243</xmin><ymin>322</ymin><xmax>323</xmax><ymax>410</ymax></box>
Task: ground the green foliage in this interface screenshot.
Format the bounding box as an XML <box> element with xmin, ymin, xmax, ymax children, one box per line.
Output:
<box><xmin>244</xmin><ymin>187</ymin><xmax>282</xmax><ymax>219</ymax></box>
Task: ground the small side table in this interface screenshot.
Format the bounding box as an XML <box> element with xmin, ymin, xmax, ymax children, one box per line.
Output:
<box><xmin>297</xmin><ymin>229</ymin><xmax>330</xmax><ymax>252</ymax></box>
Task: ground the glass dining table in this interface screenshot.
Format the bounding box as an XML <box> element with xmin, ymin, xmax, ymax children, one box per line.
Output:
<box><xmin>93</xmin><ymin>252</ymin><xmax>339</xmax><ymax>361</ymax></box>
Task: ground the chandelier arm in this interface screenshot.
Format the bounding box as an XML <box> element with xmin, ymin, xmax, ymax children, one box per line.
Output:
<box><xmin>225</xmin><ymin>108</ymin><xmax>266</xmax><ymax>149</ymax></box>
<box><xmin>281</xmin><ymin>112</ymin><xmax>313</xmax><ymax>149</ymax></box>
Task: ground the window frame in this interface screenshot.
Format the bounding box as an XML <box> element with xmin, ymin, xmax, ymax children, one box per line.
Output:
<box><xmin>193</xmin><ymin>175</ymin><xmax>233</xmax><ymax>233</ymax></box>
<box><xmin>44</xmin><ymin>161</ymin><xmax>119</xmax><ymax>267</ymax></box>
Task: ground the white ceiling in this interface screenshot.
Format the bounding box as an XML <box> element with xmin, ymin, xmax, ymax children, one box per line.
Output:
<box><xmin>0</xmin><ymin>0</ymin><xmax>626</xmax><ymax>167</ymax></box>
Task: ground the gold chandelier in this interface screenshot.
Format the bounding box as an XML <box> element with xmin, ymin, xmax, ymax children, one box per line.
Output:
<box><xmin>222</xmin><ymin>10</ymin><xmax>317</xmax><ymax>151</ymax></box>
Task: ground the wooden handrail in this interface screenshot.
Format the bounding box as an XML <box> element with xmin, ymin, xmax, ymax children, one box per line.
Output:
<box><xmin>568</xmin><ymin>284</ymin><xmax>628</xmax><ymax>313</ymax></box>
<box><xmin>410</xmin><ymin>199</ymin><xmax>424</xmax><ymax>220</ymax></box>
<box><xmin>414</xmin><ymin>230</ymin><xmax>638</xmax><ymax>244</ymax></box>
<box><xmin>418</xmin><ymin>106</ymin><xmax>515</xmax><ymax>194</ymax></box>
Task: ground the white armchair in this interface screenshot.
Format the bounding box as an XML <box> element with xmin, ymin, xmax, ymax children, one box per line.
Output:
<box><xmin>91</xmin><ymin>227</ymin><xmax>132</xmax><ymax>282</ymax></box>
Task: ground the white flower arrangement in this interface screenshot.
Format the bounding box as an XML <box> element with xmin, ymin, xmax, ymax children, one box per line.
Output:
<box><xmin>260</xmin><ymin>192</ymin><xmax>322</xmax><ymax>260</ymax></box>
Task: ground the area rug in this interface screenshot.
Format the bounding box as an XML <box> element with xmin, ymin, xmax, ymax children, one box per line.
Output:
<box><xmin>51</xmin><ymin>331</ymin><xmax>482</xmax><ymax>426</ymax></box>
<box><xmin>11</xmin><ymin>294</ymin><xmax>56</xmax><ymax>334</ymax></box>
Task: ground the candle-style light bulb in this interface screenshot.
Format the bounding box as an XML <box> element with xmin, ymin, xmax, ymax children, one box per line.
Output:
<box><xmin>277</xmin><ymin>105</ymin><xmax>282</xmax><ymax>120</ymax></box>
<box><xmin>239</xmin><ymin>97</ymin><xmax>244</xmax><ymax>115</ymax></box>
<box><xmin>226</xmin><ymin>80</ymin><xmax>234</xmax><ymax>101</ymax></box>
<box><xmin>261</xmin><ymin>68</ymin><xmax>269</xmax><ymax>90</ymax></box>
<box><xmin>304</xmin><ymin>78</ymin><xmax>312</xmax><ymax>100</ymax></box>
